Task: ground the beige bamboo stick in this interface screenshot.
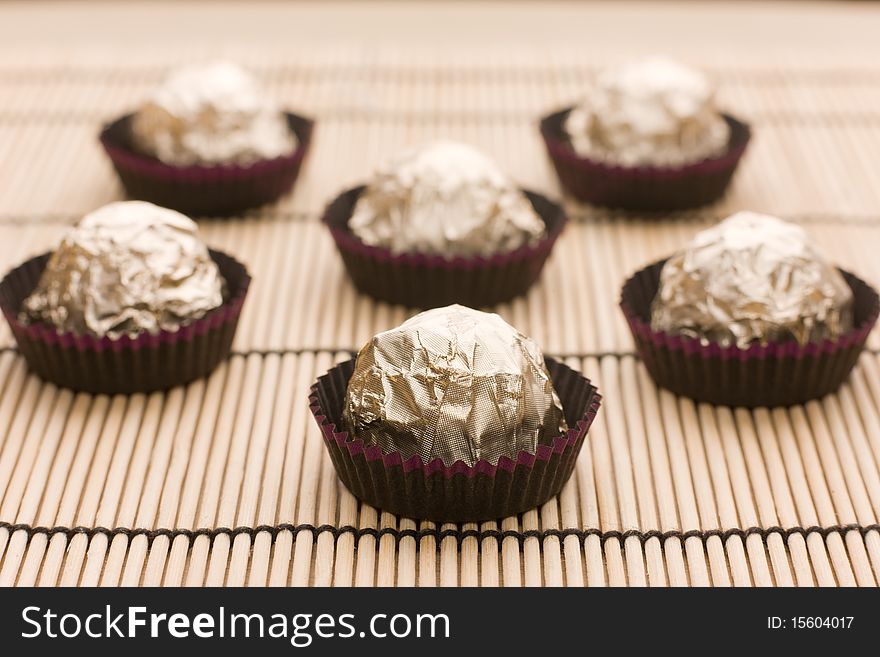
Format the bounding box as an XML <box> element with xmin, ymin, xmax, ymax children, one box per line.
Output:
<box><xmin>179</xmin><ymin>359</ymin><xmax>242</xmax><ymax>586</ymax></box>
<box><xmin>746</xmin><ymin>410</ymin><xmax>807</xmax><ymax>586</ymax></box>
<box><xmin>14</xmin><ymin>535</ymin><xmax>47</xmax><ymax>588</ymax></box>
<box><xmin>459</xmin><ymin>522</ymin><xmax>480</xmax><ymax>587</ymax></box>
<box><xmin>733</xmin><ymin>410</ymin><xmax>795</xmax><ymax>586</ymax></box>
<box><xmin>790</xmin><ymin>405</ymin><xmax>857</xmax><ymax>585</ymax></box>
<box><xmin>0</xmin><ymin>382</ymin><xmax>65</xmax><ymax>586</ymax></box>
<box><xmin>833</xmin><ymin>378</ymin><xmax>880</xmax><ymax>521</ymax></box>
<box><xmin>714</xmin><ymin>407</ymin><xmax>773</xmax><ymax>586</ymax></box>
<box><xmin>556</xmin><ymin>376</ymin><xmax>585</xmax><ymax>588</ymax></box>
<box><xmin>521</xmin><ymin>509</ymin><xmax>543</xmax><ymax>587</ymax></box>
<box><xmin>583</xmin><ymin>357</ymin><xmax>629</xmax><ymax>586</ymax></box>
<box><xmin>632</xmin><ymin>369</ymin><xmax>690</xmax><ymax>586</ymax></box>
<box><xmin>286</xmin><ymin>355</ymin><xmax>336</xmax><ymax>585</ymax></box>
<box><xmin>849</xmin><ymin>356</ymin><xmax>880</xmax><ymax>580</ymax></box>
<box><xmin>355</xmin><ymin>505</ymin><xmax>378</xmax><ymax>587</ymax></box>
<box><xmin>478</xmin><ymin>520</ymin><xmax>501</xmax><ymax>587</ymax></box>
<box><xmin>0</xmin><ymin>357</ymin><xmax>28</xmax><ymax>562</ymax></box>
<box><xmin>375</xmin><ymin>512</ymin><xmax>399</xmax><ymax>587</ymax></box>
<box><xmin>619</xmin><ymin>358</ymin><xmax>667</xmax><ymax>587</ymax></box>
<box><xmin>0</xmin><ymin>352</ymin><xmax>24</xmax><ymax>433</ymax></box>
<box><xmin>598</xmin><ymin>357</ymin><xmax>648</xmax><ymax>586</ymax></box>
<box><xmin>201</xmin><ymin>355</ymin><xmax>264</xmax><ymax>586</ymax></box>
<box><xmin>227</xmin><ymin>355</ymin><xmax>282</xmax><ymax>586</ymax></box>
<box><xmin>70</xmin><ymin>395</ymin><xmax>142</xmax><ymax>586</ymax></box>
<box><xmin>563</xmin><ymin>230</ymin><xmax>598</xmax><ymax>356</ymax></box>
<box><xmin>651</xmin><ymin>395</ymin><xmax>714</xmax><ymax>587</ymax></box>
<box><xmin>272</xmin><ymin>354</ymin><xmax>320</xmax><ymax>586</ymax></box>
<box><xmin>816</xmin><ymin>393</ymin><xmax>878</xmax><ymax>586</ymax></box>
<box><xmin>769</xmin><ymin>408</ymin><xmax>832</xmax><ymax>586</ymax></box>
<box><xmin>227</xmin><ymin>355</ymin><xmax>285</xmax><ymax>586</ymax></box>
<box><xmin>395</xmin><ymin>517</ymin><xmax>418</xmax><ymax>587</ymax></box>
<box><xmin>417</xmin><ymin>520</ymin><xmax>438</xmax><ymax>588</ymax></box>
<box><xmin>570</xmin><ymin>357</ymin><xmax>605</xmax><ymax>588</ymax></box>
<box><xmin>0</xmin><ymin>375</ymin><xmax>51</xmax><ymax>517</ymax></box>
<box><xmin>93</xmin><ymin>392</ymin><xmax>164</xmax><ymax>586</ymax></box>
<box><xmin>439</xmin><ymin>522</ymin><xmax>459</xmax><ymax>587</ymax></box>
<box><xmin>121</xmin><ymin>387</ymin><xmax>187</xmax><ymax>587</ymax></box>
<box><xmin>141</xmin><ymin>380</ymin><xmax>208</xmax><ymax>587</ymax></box>
<box><xmin>694</xmin><ymin>404</ymin><xmax>750</xmax><ymax>586</ymax></box>
<box><xmin>304</xmin><ymin>358</ymin><xmax>346</xmax><ymax>587</ymax></box>
<box><xmin>326</xmin><ymin>367</ymin><xmax>358</xmax><ymax>586</ymax></box>
<box><xmin>253</xmin><ymin>221</ymin><xmax>294</xmax><ymax>349</ymax></box>
<box><xmin>163</xmin><ymin>364</ymin><xmax>231</xmax><ymax>586</ymax></box>
<box><xmin>496</xmin><ymin>516</ymin><xmax>519</xmax><ymax>588</ymax></box>
<box><xmin>270</xmin><ymin>529</ymin><xmax>295</xmax><ymax>587</ymax></box>
<box><xmin>16</xmin><ymin>394</ymin><xmax>92</xmax><ymax>586</ymax></box>
<box><xmin>291</xmin><ymin>352</ymin><xmax>337</xmax><ymax>586</ymax></box>
<box><xmin>332</xmin><ymin>444</ymin><xmax>359</xmax><ymax>588</ymax></box>
<box><xmin>40</xmin><ymin>395</ymin><xmax>113</xmax><ymax>586</ymax></box>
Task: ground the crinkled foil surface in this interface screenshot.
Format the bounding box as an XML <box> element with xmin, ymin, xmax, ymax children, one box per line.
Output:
<box><xmin>348</xmin><ymin>141</ymin><xmax>546</xmax><ymax>257</ymax></box>
<box><xmin>342</xmin><ymin>304</ymin><xmax>568</xmax><ymax>467</ymax></box>
<box><xmin>564</xmin><ymin>57</ymin><xmax>730</xmax><ymax>167</ymax></box>
<box><xmin>22</xmin><ymin>201</ymin><xmax>224</xmax><ymax>338</ymax></box>
<box><xmin>131</xmin><ymin>61</ymin><xmax>296</xmax><ymax>166</ymax></box>
<box><xmin>651</xmin><ymin>212</ymin><xmax>853</xmax><ymax>348</ymax></box>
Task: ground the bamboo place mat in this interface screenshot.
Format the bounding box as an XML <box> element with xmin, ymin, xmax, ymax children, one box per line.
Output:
<box><xmin>2</xmin><ymin>36</ymin><xmax>880</xmax><ymax>587</ymax></box>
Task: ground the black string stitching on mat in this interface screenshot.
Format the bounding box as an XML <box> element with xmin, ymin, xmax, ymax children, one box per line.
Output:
<box><xmin>0</xmin><ymin>211</ymin><xmax>315</xmax><ymax>226</ymax></box>
<box><xmin>2</xmin><ymin>520</ymin><xmax>879</xmax><ymax>550</ymax></box>
<box><xmin>8</xmin><ymin>344</ymin><xmax>880</xmax><ymax>362</ymax></box>
<box><xmin>1</xmin><ymin>211</ymin><xmax>879</xmax><ymax>228</ymax></box>
<box><xmin>5</xmin><ymin>344</ymin><xmax>880</xmax><ymax>361</ymax></box>
<box><xmin>2</xmin><ymin>67</ymin><xmax>880</xmax><ymax>83</ymax></box>
<box><xmin>0</xmin><ymin>345</ymin><xmax>640</xmax><ymax>360</ymax></box>
<box><xmin>5</xmin><ymin>110</ymin><xmax>880</xmax><ymax>126</ymax></box>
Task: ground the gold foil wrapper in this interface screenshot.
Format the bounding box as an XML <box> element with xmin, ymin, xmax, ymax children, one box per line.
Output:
<box><xmin>651</xmin><ymin>212</ymin><xmax>853</xmax><ymax>348</ymax></box>
<box><xmin>342</xmin><ymin>305</ymin><xmax>568</xmax><ymax>467</ymax></box>
<box><xmin>131</xmin><ymin>62</ymin><xmax>297</xmax><ymax>166</ymax></box>
<box><xmin>349</xmin><ymin>141</ymin><xmax>546</xmax><ymax>257</ymax></box>
<box><xmin>564</xmin><ymin>57</ymin><xmax>730</xmax><ymax>167</ymax></box>
<box><xmin>21</xmin><ymin>201</ymin><xmax>224</xmax><ymax>338</ymax></box>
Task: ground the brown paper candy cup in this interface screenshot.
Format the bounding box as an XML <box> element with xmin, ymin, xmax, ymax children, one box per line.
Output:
<box><xmin>0</xmin><ymin>249</ymin><xmax>250</xmax><ymax>394</ymax></box>
<box><xmin>309</xmin><ymin>355</ymin><xmax>601</xmax><ymax>522</ymax></box>
<box><xmin>540</xmin><ymin>108</ymin><xmax>751</xmax><ymax>211</ymax></box>
<box><xmin>323</xmin><ymin>186</ymin><xmax>567</xmax><ymax>308</ymax></box>
<box><xmin>620</xmin><ymin>259</ymin><xmax>880</xmax><ymax>407</ymax></box>
<box><xmin>99</xmin><ymin>112</ymin><xmax>313</xmax><ymax>217</ymax></box>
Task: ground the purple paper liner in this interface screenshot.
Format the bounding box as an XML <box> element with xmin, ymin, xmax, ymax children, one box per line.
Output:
<box><xmin>0</xmin><ymin>249</ymin><xmax>251</xmax><ymax>394</ymax></box>
<box><xmin>620</xmin><ymin>259</ymin><xmax>880</xmax><ymax>407</ymax></box>
<box><xmin>99</xmin><ymin>112</ymin><xmax>313</xmax><ymax>217</ymax></box>
<box><xmin>540</xmin><ymin>108</ymin><xmax>751</xmax><ymax>211</ymax></box>
<box><xmin>323</xmin><ymin>186</ymin><xmax>567</xmax><ymax>308</ymax></box>
<box><xmin>309</xmin><ymin>355</ymin><xmax>601</xmax><ymax>522</ymax></box>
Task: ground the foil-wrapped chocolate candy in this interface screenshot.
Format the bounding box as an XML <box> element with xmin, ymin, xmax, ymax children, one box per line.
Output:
<box><xmin>21</xmin><ymin>201</ymin><xmax>224</xmax><ymax>338</ymax></box>
<box><xmin>342</xmin><ymin>304</ymin><xmax>567</xmax><ymax>467</ymax></box>
<box><xmin>131</xmin><ymin>61</ymin><xmax>297</xmax><ymax>166</ymax></box>
<box><xmin>650</xmin><ymin>212</ymin><xmax>853</xmax><ymax>348</ymax></box>
<box><xmin>564</xmin><ymin>57</ymin><xmax>730</xmax><ymax>167</ymax></box>
<box><xmin>348</xmin><ymin>141</ymin><xmax>546</xmax><ymax>257</ymax></box>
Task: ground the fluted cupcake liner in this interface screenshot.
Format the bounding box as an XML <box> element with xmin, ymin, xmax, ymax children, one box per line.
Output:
<box><xmin>620</xmin><ymin>259</ymin><xmax>880</xmax><ymax>407</ymax></box>
<box><xmin>309</xmin><ymin>356</ymin><xmax>601</xmax><ymax>522</ymax></box>
<box><xmin>99</xmin><ymin>112</ymin><xmax>313</xmax><ymax>217</ymax></box>
<box><xmin>540</xmin><ymin>109</ymin><xmax>751</xmax><ymax>211</ymax></box>
<box><xmin>0</xmin><ymin>249</ymin><xmax>250</xmax><ymax>394</ymax></box>
<box><xmin>323</xmin><ymin>186</ymin><xmax>567</xmax><ymax>309</ymax></box>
